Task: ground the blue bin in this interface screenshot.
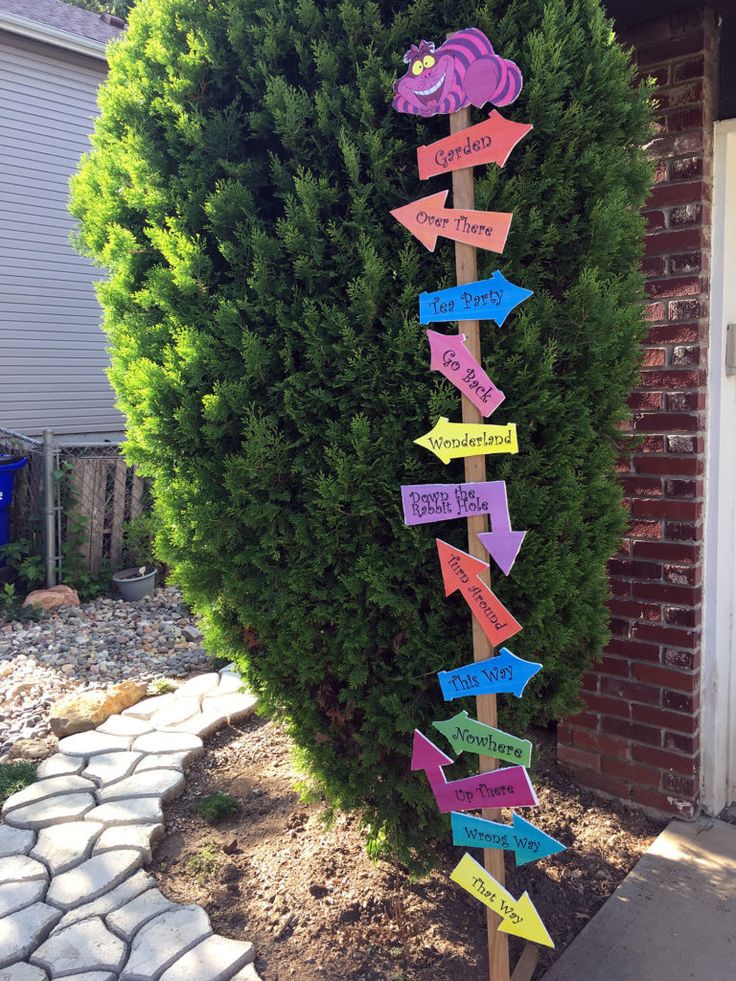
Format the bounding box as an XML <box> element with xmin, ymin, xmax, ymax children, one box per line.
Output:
<box><xmin>0</xmin><ymin>456</ymin><xmax>29</xmax><ymax>550</ymax></box>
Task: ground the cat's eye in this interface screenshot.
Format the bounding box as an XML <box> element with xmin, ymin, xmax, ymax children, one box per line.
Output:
<box><xmin>423</xmin><ymin>55</ymin><xmax>436</xmax><ymax>69</ymax></box>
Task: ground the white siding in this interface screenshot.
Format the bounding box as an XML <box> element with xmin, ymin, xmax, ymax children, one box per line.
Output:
<box><xmin>0</xmin><ymin>30</ymin><xmax>122</xmax><ymax>436</ymax></box>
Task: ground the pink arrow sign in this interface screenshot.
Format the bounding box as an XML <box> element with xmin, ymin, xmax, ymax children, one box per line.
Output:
<box><xmin>427</xmin><ymin>330</ymin><xmax>505</xmax><ymax>417</ymax></box>
<box><xmin>411</xmin><ymin>729</ymin><xmax>538</xmax><ymax>813</ymax></box>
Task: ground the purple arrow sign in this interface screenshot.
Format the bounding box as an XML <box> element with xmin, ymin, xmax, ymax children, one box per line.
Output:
<box><xmin>400</xmin><ymin>481</ymin><xmax>526</xmax><ymax>575</ymax></box>
<box><xmin>427</xmin><ymin>330</ymin><xmax>505</xmax><ymax>417</ymax></box>
<box><xmin>411</xmin><ymin>730</ymin><xmax>538</xmax><ymax>813</ymax></box>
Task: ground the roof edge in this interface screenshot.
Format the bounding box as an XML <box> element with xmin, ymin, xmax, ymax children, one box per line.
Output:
<box><xmin>0</xmin><ymin>7</ymin><xmax>109</xmax><ymax>61</ymax></box>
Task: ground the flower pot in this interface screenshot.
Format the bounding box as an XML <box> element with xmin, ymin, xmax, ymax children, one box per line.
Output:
<box><xmin>112</xmin><ymin>565</ymin><xmax>157</xmax><ymax>601</ymax></box>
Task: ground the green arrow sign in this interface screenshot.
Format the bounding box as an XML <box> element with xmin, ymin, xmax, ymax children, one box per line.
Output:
<box><xmin>433</xmin><ymin>711</ymin><xmax>532</xmax><ymax>768</ymax></box>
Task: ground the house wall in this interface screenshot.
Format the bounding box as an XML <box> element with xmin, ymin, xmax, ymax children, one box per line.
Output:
<box><xmin>558</xmin><ymin>7</ymin><xmax>718</xmax><ymax>820</ymax></box>
<box><xmin>0</xmin><ymin>30</ymin><xmax>122</xmax><ymax>437</ymax></box>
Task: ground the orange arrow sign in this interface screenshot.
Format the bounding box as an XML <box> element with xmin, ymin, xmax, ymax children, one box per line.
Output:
<box><xmin>417</xmin><ymin>111</ymin><xmax>533</xmax><ymax>180</ymax></box>
<box><xmin>436</xmin><ymin>539</ymin><xmax>522</xmax><ymax>646</ymax></box>
<box><xmin>391</xmin><ymin>191</ymin><xmax>512</xmax><ymax>254</ymax></box>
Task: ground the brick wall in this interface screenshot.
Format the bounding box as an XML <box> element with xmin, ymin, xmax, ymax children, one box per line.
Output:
<box><xmin>558</xmin><ymin>8</ymin><xmax>719</xmax><ymax>820</ymax></box>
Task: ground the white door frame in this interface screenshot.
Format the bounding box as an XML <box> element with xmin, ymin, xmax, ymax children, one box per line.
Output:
<box><xmin>702</xmin><ymin>118</ymin><xmax>736</xmax><ymax>815</ymax></box>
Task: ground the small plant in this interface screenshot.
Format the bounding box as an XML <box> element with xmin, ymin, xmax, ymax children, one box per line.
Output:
<box><xmin>0</xmin><ymin>761</ymin><xmax>37</xmax><ymax>805</ymax></box>
<box><xmin>197</xmin><ymin>791</ymin><xmax>240</xmax><ymax>824</ymax></box>
<box><xmin>122</xmin><ymin>512</ymin><xmax>160</xmax><ymax>569</ymax></box>
<box><xmin>183</xmin><ymin>840</ymin><xmax>222</xmax><ymax>882</ymax></box>
<box><xmin>0</xmin><ymin>541</ymin><xmax>45</xmax><ymax>590</ymax></box>
<box><xmin>148</xmin><ymin>677</ymin><xmax>177</xmax><ymax>695</ymax></box>
<box><xmin>0</xmin><ymin>582</ymin><xmax>41</xmax><ymax>623</ymax></box>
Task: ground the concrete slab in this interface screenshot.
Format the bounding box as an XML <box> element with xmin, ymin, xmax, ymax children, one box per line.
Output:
<box><xmin>542</xmin><ymin>817</ymin><xmax>736</xmax><ymax>981</ymax></box>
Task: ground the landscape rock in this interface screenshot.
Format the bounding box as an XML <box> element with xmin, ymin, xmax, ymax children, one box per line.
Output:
<box><xmin>51</xmin><ymin>871</ymin><xmax>154</xmax><ymax>933</ymax></box>
<box><xmin>32</xmin><ymin>918</ymin><xmax>126</xmax><ymax>976</ymax></box>
<box><xmin>0</xmin><ymin>963</ymin><xmax>50</xmax><ymax>981</ymax></box>
<box><xmin>7</xmin><ymin>741</ymin><xmax>50</xmax><ymax>762</ymax></box>
<box><xmin>130</xmin><ymin>731</ymin><xmax>203</xmax><ymax>756</ymax></box>
<box><xmin>3</xmin><ymin>793</ymin><xmax>95</xmax><ymax>830</ymax></box>
<box><xmin>46</xmin><ymin>849</ymin><xmax>142</xmax><ymax>910</ymax></box>
<box><xmin>0</xmin><ymin>881</ymin><xmax>47</xmax><ymax>918</ymax></box>
<box><xmin>159</xmin><ymin>935</ymin><xmax>255</xmax><ymax>981</ymax></box>
<box><xmin>120</xmin><ymin>905</ymin><xmax>212</xmax><ymax>981</ymax></box>
<box><xmin>174</xmin><ymin>672</ymin><xmax>217</xmax><ymax>698</ymax></box>
<box><xmin>0</xmin><ymin>825</ymin><xmax>35</xmax><ymax>859</ymax></box>
<box><xmin>105</xmin><ymin>888</ymin><xmax>174</xmax><ymax>942</ymax></box>
<box><xmin>0</xmin><ymin>903</ymin><xmax>62</xmax><ymax>968</ymax></box>
<box><xmin>83</xmin><ymin>798</ymin><xmax>163</xmax><ymax>827</ymax></box>
<box><xmin>31</xmin><ymin>822</ymin><xmax>103</xmax><ymax>876</ymax></box>
<box><xmin>2</xmin><ymin>775</ymin><xmax>96</xmax><ymax>817</ymax></box>
<box><xmin>36</xmin><ymin>756</ymin><xmax>84</xmax><ymax>780</ymax></box>
<box><xmin>96</xmin><ymin>715</ymin><xmax>153</xmax><ymax>738</ymax></box>
<box><xmin>0</xmin><ymin>855</ymin><xmax>48</xmax><ymax>884</ymax></box>
<box><xmin>92</xmin><ymin>824</ymin><xmax>163</xmax><ymax>863</ymax></box>
<box><xmin>22</xmin><ymin>586</ymin><xmax>79</xmax><ymax>612</ymax></box>
<box><xmin>96</xmin><ymin>769</ymin><xmax>184</xmax><ymax>805</ymax></box>
<box><xmin>82</xmin><ymin>753</ymin><xmax>142</xmax><ymax>787</ymax></box>
<box><xmin>50</xmin><ymin>682</ymin><xmax>147</xmax><ymax>738</ymax></box>
<box><xmin>56</xmin><ymin>732</ymin><xmax>133</xmax><ymax>759</ymax></box>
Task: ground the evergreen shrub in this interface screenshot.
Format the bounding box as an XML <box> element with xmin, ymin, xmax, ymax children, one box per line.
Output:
<box><xmin>71</xmin><ymin>0</ymin><xmax>652</xmax><ymax>857</ymax></box>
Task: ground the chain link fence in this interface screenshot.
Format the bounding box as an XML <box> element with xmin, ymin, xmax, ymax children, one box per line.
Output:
<box><xmin>0</xmin><ymin>426</ymin><xmax>149</xmax><ymax>589</ymax></box>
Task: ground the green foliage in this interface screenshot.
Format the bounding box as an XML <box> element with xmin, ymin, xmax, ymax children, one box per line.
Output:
<box><xmin>197</xmin><ymin>792</ymin><xmax>241</xmax><ymax>823</ymax></box>
<box><xmin>70</xmin><ymin>0</ymin><xmax>653</xmax><ymax>860</ymax></box>
<box><xmin>0</xmin><ymin>762</ymin><xmax>36</xmax><ymax>805</ymax></box>
<box><xmin>183</xmin><ymin>840</ymin><xmax>222</xmax><ymax>880</ymax></box>
<box><xmin>0</xmin><ymin>581</ymin><xmax>42</xmax><ymax>623</ymax></box>
<box><xmin>0</xmin><ymin>540</ymin><xmax>45</xmax><ymax>593</ymax></box>
<box><xmin>123</xmin><ymin>512</ymin><xmax>160</xmax><ymax>569</ymax></box>
<box><xmin>65</xmin><ymin>0</ymin><xmax>134</xmax><ymax>18</ymax></box>
<box><xmin>148</xmin><ymin>677</ymin><xmax>177</xmax><ymax>694</ymax></box>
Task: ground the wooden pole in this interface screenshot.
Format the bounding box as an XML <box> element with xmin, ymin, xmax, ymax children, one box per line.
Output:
<box><xmin>449</xmin><ymin>107</ymin><xmax>511</xmax><ymax>981</ymax></box>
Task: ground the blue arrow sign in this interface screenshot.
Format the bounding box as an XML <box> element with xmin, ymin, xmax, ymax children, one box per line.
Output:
<box><xmin>419</xmin><ymin>271</ymin><xmax>533</xmax><ymax>327</ymax></box>
<box><xmin>451</xmin><ymin>812</ymin><xmax>566</xmax><ymax>867</ymax></box>
<box><xmin>437</xmin><ymin>648</ymin><xmax>542</xmax><ymax>701</ymax></box>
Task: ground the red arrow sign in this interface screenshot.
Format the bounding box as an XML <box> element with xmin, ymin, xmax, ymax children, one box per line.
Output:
<box><xmin>437</xmin><ymin>538</ymin><xmax>522</xmax><ymax>646</ymax></box>
<box><xmin>417</xmin><ymin>111</ymin><xmax>533</xmax><ymax>180</ymax></box>
<box><xmin>391</xmin><ymin>191</ymin><xmax>512</xmax><ymax>254</ymax></box>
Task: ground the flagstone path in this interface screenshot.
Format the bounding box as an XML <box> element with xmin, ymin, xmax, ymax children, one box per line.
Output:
<box><xmin>0</xmin><ymin>665</ymin><xmax>262</xmax><ymax>981</ymax></box>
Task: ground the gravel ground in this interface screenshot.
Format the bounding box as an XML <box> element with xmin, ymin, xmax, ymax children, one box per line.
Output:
<box><xmin>0</xmin><ymin>587</ymin><xmax>213</xmax><ymax>755</ymax></box>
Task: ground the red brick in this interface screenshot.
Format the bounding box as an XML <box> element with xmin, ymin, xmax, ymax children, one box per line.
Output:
<box><xmin>664</xmin><ymin>731</ymin><xmax>698</xmax><ymax>755</ymax></box>
<box><xmin>642</xmin><ymin>256</ymin><xmax>667</xmax><ymax>277</ymax></box>
<box><xmin>610</xmin><ymin>578</ymin><xmax>631</xmax><ymax>597</ymax></box>
<box><xmin>640</xmin><ymin>348</ymin><xmax>667</xmax><ymax>368</ymax></box>
<box><xmin>641</xmin><ymin>435</ymin><xmax>666</xmax><ymax>453</ymax></box>
<box><xmin>641</xmin><ymin>369</ymin><xmax>702</xmax><ymax>389</ymax></box>
<box><xmin>662</xmin><ymin>771</ymin><xmax>697</xmax><ymax>795</ymax></box>
<box><xmin>608</xmin><ymin>599</ymin><xmax>660</xmax><ymax>622</ymax></box>
<box><xmin>600</xmin><ymin>676</ymin><xmax>660</xmax><ymax>704</ymax></box>
<box><xmin>662</xmin><ymin>647</ymin><xmax>697</xmax><ymax>670</ymax></box>
<box><xmin>634</xmin><ymin>582</ymin><xmax>703</xmax><ymax>605</ymax></box>
<box><xmin>630</xmin><ymin>499</ymin><xmax>700</xmax><ymax>520</ymax></box>
<box><xmin>666</xmin><ymin>390</ymin><xmax>706</xmax><ymax>411</ymax></box>
<box><xmin>667</xmin><ymin>521</ymin><xmax>702</xmax><ymax>542</ymax></box>
<box><xmin>670</xmin><ymin>156</ymin><xmax>704</xmax><ymax>180</ymax></box>
<box><xmin>633</xmin><ymin>540</ymin><xmax>699</xmax><ymax>561</ymax></box>
<box><xmin>634</xmin><ymin>456</ymin><xmax>701</xmax><ymax>477</ymax></box>
<box><xmin>585</xmin><ymin>694</ymin><xmax>631</xmax><ymax>719</ymax></box>
<box><xmin>567</xmin><ymin>710</ymin><xmax>599</xmax><ymax>730</ymax></box>
<box><xmin>664</xmin><ymin>479</ymin><xmax>698</xmax><ymax>498</ymax></box>
<box><xmin>610</xmin><ymin>617</ymin><xmax>631</xmax><ymax>638</ymax></box>
<box><xmin>669</xmin><ymin>207</ymin><xmax>703</xmax><ymax>229</ymax></box>
<box><xmin>645</xmin><ymin>277</ymin><xmax>701</xmax><ymax>301</ymax></box>
<box><xmin>571</xmin><ymin>769</ymin><xmax>631</xmax><ymax>800</ymax></box>
<box><xmin>666</xmin><ymin>81</ymin><xmax>704</xmax><ymax>109</ymax></box>
<box><xmin>607</xmin><ymin>638</ymin><xmax>660</xmax><ymax>662</ymax></box>
<box><xmin>557</xmin><ymin>722</ymin><xmax>574</xmax><ymax>745</ymax></box>
<box><xmin>632</xmin><ymin>786</ymin><xmax>693</xmax><ymax>814</ymax></box>
<box><xmin>632</xmin><ymin>704</ymin><xmax>698</xmax><ymax>733</ymax></box>
<box><xmin>664</xmin><ymin>606</ymin><xmax>700</xmax><ymax>627</ymax></box>
<box><xmin>632</xmin><ymin>623</ymin><xmax>697</xmax><ymax>647</ymax></box>
<box><xmin>646</xmin><ymin>324</ymin><xmax>699</xmax><ymax>344</ymax></box>
<box><xmin>647</xmin><ymin>182</ymin><xmax>705</xmax><ymax>209</ymax></box>
<box><xmin>601</xmin><ymin>756</ymin><xmax>660</xmax><ymax>788</ymax></box>
<box><xmin>643</xmin><ymin>210</ymin><xmax>666</xmax><ymax>232</ymax></box>
<box><xmin>632</xmin><ymin>663</ymin><xmax>697</xmax><ymax>691</ymax></box>
<box><xmin>602</xmin><ymin>717</ymin><xmax>661</xmax><ymax>745</ymax></box>
<box><xmin>573</xmin><ymin>729</ymin><xmax>629</xmax><ymax>756</ymax></box>
<box><xmin>644</xmin><ymin>301</ymin><xmax>666</xmax><ymax>322</ymax></box>
<box><xmin>663</xmin><ymin>689</ymin><xmax>699</xmax><ymax>712</ymax></box>
<box><xmin>581</xmin><ymin>673</ymin><xmax>598</xmax><ymax>692</ymax></box>
<box><xmin>646</xmin><ymin>131</ymin><xmax>705</xmax><ymax>159</ymax></box>
<box><xmin>670</xmin><ymin>253</ymin><xmax>704</xmax><ymax>275</ymax></box>
<box><xmin>666</xmin><ymin>435</ymin><xmax>701</xmax><ymax>454</ymax></box>
<box><xmin>666</xmin><ymin>107</ymin><xmax>705</xmax><ymax>133</ymax></box>
<box><xmin>672</xmin><ymin>56</ymin><xmax>705</xmax><ymax>83</ymax></box>
<box><xmin>645</xmin><ymin>227</ymin><xmax>702</xmax><ymax>255</ymax></box>
<box><xmin>632</xmin><ymin>413</ymin><xmax>699</xmax><ymax>432</ymax></box>
<box><xmin>627</xmin><ymin>519</ymin><xmax>662</xmax><ymax>539</ymax></box>
<box><xmin>558</xmin><ymin>744</ymin><xmax>599</xmax><ymax>772</ymax></box>
<box><xmin>632</xmin><ymin>744</ymin><xmax>697</xmax><ymax>773</ymax></box>
<box><xmin>598</xmin><ymin>654</ymin><xmax>632</xmax><ymax>678</ymax></box>
<box><xmin>663</xmin><ymin>564</ymin><xmax>700</xmax><ymax>585</ymax></box>
<box><xmin>637</xmin><ymin>32</ymin><xmax>706</xmax><ymax>68</ymax></box>
<box><xmin>629</xmin><ymin>559</ymin><xmax>663</xmax><ymax>580</ymax></box>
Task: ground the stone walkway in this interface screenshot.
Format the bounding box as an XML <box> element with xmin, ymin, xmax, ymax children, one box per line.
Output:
<box><xmin>0</xmin><ymin>665</ymin><xmax>262</xmax><ymax>981</ymax></box>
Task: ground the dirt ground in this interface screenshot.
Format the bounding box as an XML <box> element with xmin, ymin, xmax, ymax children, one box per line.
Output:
<box><xmin>151</xmin><ymin>715</ymin><xmax>663</xmax><ymax>981</ymax></box>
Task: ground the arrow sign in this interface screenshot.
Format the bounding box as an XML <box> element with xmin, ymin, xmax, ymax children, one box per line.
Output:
<box><xmin>433</xmin><ymin>710</ymin><xmax>532</xmax><ymax>767</ymax></box>
<box><xmin>436</xmin><ymin>540</ymin><xmax>521</xmax><ymax>646</ymax></box>
<box><xmin>391</xmin><ymin>190</ymin><xmax>512</xmax><ymax>254</ymax></box>
<box><xmin>451</xmin><ymin>812</ymin><xmax>567</xmax><ymax>867</ymax></box>
<box><xmin>437</xmin><ymin>647</ymin><xmax>542</xmax><ymax>701</ymax></box>
<box><xmin>419</xmin><ymin>271</ymin><xmax>533</xmax><ymax>327</ymax></box>
<box><xmin>450</xmin><ymin>852</ymin><xmax>555</xmax><ymax>947</ymax></box>
<box><xmin>400</xmin><ymin>480</ymin><xmax>525</xmax><ymax>575</ymax></box>
<box><xmin>414</xmin><ymin>417</ymin><xmax>518</xmax><ymax>465</ymax></box>
<box><xmin>411</xmin><ymin>730</ymin><xmax>537</xmax><ymax>812</ymax></box>
<box><xmin>427</xmin><ymin>330</ymin><xmax>505</xmax><ymax>417</ymax></box>
<box><xmin>475</xmin><ymin>480</ymin><xmax>525</xmax><ymax>575</ymax></box>
<box><xmin>417</xmin><ymin>111</ymin><xmax>533</xmax><ymax>180</ymax></box>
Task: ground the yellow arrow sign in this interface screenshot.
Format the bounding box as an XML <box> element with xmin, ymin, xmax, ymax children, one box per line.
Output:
<box><xmin>450</xmin><ymin>852</ymin><xmax>554</xmax><ymax>947</ymax></box>
<box><xmin>414</xmin><ymin>416</ymin><xmax>518</xmax><ymax>465</ymax></box>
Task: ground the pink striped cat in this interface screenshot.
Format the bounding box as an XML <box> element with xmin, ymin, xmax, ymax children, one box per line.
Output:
<box><xmin>393</xmin><ymin>28</ymin><xmax>523</xmax><ymax>118</ymax></box>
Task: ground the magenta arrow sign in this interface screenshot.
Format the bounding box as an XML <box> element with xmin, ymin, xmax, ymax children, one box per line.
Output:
<box><xmin>427</xmin><ymin>330</ymin><xmax>505</xmax><ymax>417</ymax></box>
<box><xmin>411</xmin><ymin>729</ymin><xmax>538</xmax><ymax>813</ymax></box>
<box><xmin>400</xmin><ymin>481</ymin><xmax>526</xmax><ymax>575</ymax></box>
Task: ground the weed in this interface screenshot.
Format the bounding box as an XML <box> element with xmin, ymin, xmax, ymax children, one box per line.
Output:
<box><xmin>148</xmin><ymin>678</ymin><xmax>177</xmax><ymax>695</ymax></box>
<box><xmin>0</xmin><ymin>761</ymin><xmax>37</xmax><ymax>805</ymax></box>
<box><xmin>183</xmin><ymin>841</ymin><xmax>222</xmax><ymax>882</ymax></box>
<box><xmin>197</xmin><ymin>791</ymin><xmax>240</xmax><ymax>823</ymax></box>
